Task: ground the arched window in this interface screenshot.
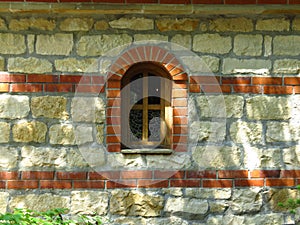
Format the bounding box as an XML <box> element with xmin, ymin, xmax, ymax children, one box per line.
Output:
<box><xmin>121</xmin><ymin>62</ymin><xmax>172</xmax><ymax>150</ymax></box>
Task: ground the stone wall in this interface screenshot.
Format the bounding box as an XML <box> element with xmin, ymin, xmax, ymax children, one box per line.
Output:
<box><xmin>0</xmin><ymin>6</ymin><xmax>299</xmax><ymax>224</ymax></box>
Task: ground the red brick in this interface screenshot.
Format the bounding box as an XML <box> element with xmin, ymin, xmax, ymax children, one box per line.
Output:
<box><xmin>7</xmin><ymin>180</ymin><xmax>39</xmax><ymax>189</ymax></box>
<box><xmin>106</xmin><ymin>180</ymin><xmax>137</xmax><ymax>188</ymax></box>
<box><xmin>27</xmin><ymin>75</ymin><xmax>59</xmax><ymax>83</ymax></box>
<box><xmin>203</xmin><ymin>179</ymin><xmax>233</xmax><ymax>188</ymax></box>
<box><xmin>252</xmin><ymin>77</ymin><xmax>282</xmax><ymax>85</ymax></box>
<box><xmin>290</xmin><ymin>0</ymin><xmax>300</xmax><ymax>3</ymax></box>
<box><xmin>11</xmin><ymin>84</ymin><xmax>42</xmax><ymax>92</ymax></box>
<box><xmin>263</xmin><ymin>86</ymin><xmax>293</xmax><ymax>94</ymax></box>
<box><xmin>258</xmin><ymin>0</ymin><xmax>287</xmax><ymax>3</ymax></box>
<box><xmin>233</xmin><ymin>85</ymin><xmax>262</xmax><ymax>94</ymax></box>
<box><xmin>45</xmin><ymin>84</ymin><xmax>73</xmax><ymax>92</ymax></box>
<box><xmin>107</xmin><ymin>81</ymin><xmax>121</xmax><ymax>89</ymax></box>
<box><xmin>173</xmin><ymin>125</ymin><xmax>188</xmax><ymax>134</ymax></box>
<box><xmin>251</xmin><ymin>170</ymin><xmax>281</xmax><ymax>178</ymax></box>
<box><xmin>40</xmin><ymin>180</ymin><xmax>72</xmax><ymax>189</ymax></box>
<box><xmin>284</xmin><ymin>77</ymin><xmax>300</xmax><ymax>85</ymax></box>
<box><xmin>173</xmin><ymin>81</ymin><xmax>188</xmax><ymax>89</ymax></box>
<box><xmin>173</xmin><ymin>108</ymin><xmax>188</xmax><ymax>116</ymax></box>
<box><xmin>172</xmin><ymin>73</ymin><xmax>188</xmax><ymax>81</ymax></box>
<box><xmin>107</xmin><ymin>107</ymin><xmax>121</xmax><ymax>117</ymax></box>
<box><xmin>193</xmin><ymin>0</ymin><xmax>223</xmax><ymax>3</ymax></box>
<box><xmin>172</xmin><ymin>89</ymin><xmax>187</xmax><ymax>98</ymax></box>
<box><xmin>222</xmin><ymin>77</ymin><xmax>251</xmax><ymax>85</ymax></box>
<box><xmin>107</xmin><ymin>90</ymin><xmax>121</xmax><ymax>98</ymax></box>
<box><xmin>170</xmin><ymin>179</ymin><xmax>200</xmax><ymax>187</ymax></box>
<box><xmin>173</xmin><ymin>135</ymin><xmax>188</xmax><ymax>143</ymax></box>
<box><xmin>218</xmin><ymin>170</ymin><xmax>249</xmax><ymax>179</ymax></box>
<box><xmin>0</xmin><ymin>181</ymin><xmax>5</xmax><ymax>188</ymax></box>
<box><xmin>107</xmin><ymin>73</ymin><xmax>122</xmax><ymax>81</ymax></box>
<box><xmin>22</xmin><ymin>171</ymin><xmax>54</xmax><ymax>180</ymax></box>
<box><xmin>107</xmin><ymin>143</ymin><xmax>121</xmax><ymax>152</ymax></box>
<box><xmin>281</xmin><ymin>170</ymin><xmax>300</xmax><ymax>178</ymax></box>
<box><xmin>186</xmin><ymin>170</ymin><xmax>217</xmax><ymax>179</ymax></box>
<box><xmin>266</xmin><ymin>178</ymin><xmax>294</xmax><ymax>187</ymax></box>
<box><xmin>0</xmin><ymin>83</ymin><xmax>9</xmax><ymax>92</ymax></box>
<box><xmin>121</xmin><ymin>170</ymin><xmax>152</xmax><ymax>179</ymax></box>
<box><xmin>173</xmin><ymin>99</ymin><xmax>188</xmax><ymax>107</ymax></box>
<box><xmin>73</xmin><ymin>181</ymin><xmax>105</xmax><ymax>189</ymax></box>
<box><xmin>0</xmin><ymin>74</ymin><xmax>25</xmax><ymax>83</ymax></box>
<box><xmin>294</xmin><ymin>86</ymin><xmax>300</xmax><ymax>94</ymax></box>
<box><xmin>190</xmin><ymin>76</ymin><xmax>220</xmax><ymax>84</ymax></box>
<box><xmin>106</xmin><ymin>135</ymin><xmax>120</xmax><ymax>143</ymax></box>
<box><xmin>27</xmin><ymin>0</ymin><xmax>57</xmax><ymax>2</ymax></box>
<box><xmin>107</xmin><ymin>98</ymin><xmax>121</xmax><ymax>107</ymax></box>
<box><xmin>107</xmin><ymin>125</ymin><xmax>121</xmax><ymax>135</ymax></box>
<box><xmin>173</xmin><ymin>117</ymin><xmax>188</xmax><ymax>125</ymax></box>
<box><xmin>89</xmin><ymin>171</ymin><xmax>120</xmax><ymax>180</ymax></box>
<box><xmin>235</xmin><ymin>179</ymin><xmax>264</xmax><ymax>187</ymax></box>
<box><xmin>56</xmin><ymin>172</ymin><xmax>87</xmax><ymax>180</ymax></box>
<box><xmin>138</xmin><ymin>179</ymin><xmax>169</xmax><ymax>188</ymax></box>
<box><xmin>160</xmin><ymin>0</ymin><xmax>191</xmax><ymax>4</ymax></box>
<box><xmin>172</xmin><ymin>143</ymin><xmax>187</xmax><ymax>152</ymax></box>
<box><xmin>201</xmin><ymin>85</ymin><xmax>231</xmax><ymax>93</ymax></box>
<box><xmin>0</xmin><ymin>171</ymin><xmax>19</xmax><ymax>180</ymax></box>
<box><xmin>225</xmin><ymin>0</ymin><xmax>256</xmax><ymax>3</ymax></box>
<box><xmin>75</xmin><ymin>85</ymin><xmax>104</xmax><ymax>93</ymax></box>
<box><xmin>60</xmin><ymin>0</ymin><xmax>91</xmax><ymax>2</ymax></box>
<box><xmin>189</xmin><ymin>84</ymin><xmax>201</xmax><ymax>93</ymax></box>
<box><xmin>60</xmin><ymin>75</ymin><xmax>89</xmax><ymax>84</ymax></box>
<box><xmin>154</xmin><ymin>171</ymin><xmax>185</xmax><ymax>179</ymax></box>
<box><xmin>91</xmin><ymin>76</ymin><xmax>105</xmax><ymax>85</ymax></box>
<box><xmin>92</xmin><ymin>0</ymin><xmax>124</xmax><ymax>3</ymax></box>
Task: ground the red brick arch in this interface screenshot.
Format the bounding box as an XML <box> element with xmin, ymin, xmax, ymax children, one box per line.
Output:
<box><xmin>106</xmin><ymin>45</ymin><xmax>188</xmax><ymax>152</ymax></box>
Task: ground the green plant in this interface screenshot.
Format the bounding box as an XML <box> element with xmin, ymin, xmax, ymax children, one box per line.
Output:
<box><xmin>278</xmin><ymin>185</ymin><xmax>300</xmax><ymax>214</ymax></box>
<box><xmin>0</xmin><ymin>208</ymin><xmax>102</xmax><ymax>225</ymax></box>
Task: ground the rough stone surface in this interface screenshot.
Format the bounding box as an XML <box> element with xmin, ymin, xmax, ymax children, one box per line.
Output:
<box><xmin>157</xmin><ymin>18</ymin><xmax>198</xmax><ymax>32</ymax></box>
<box><xmin>264</xmin><ymin>35</ymin><xmax>272</xmax><ymax>57</ymax></box>
<box><xmin>60</xmin><ymin>18</ymin><xmax>94</xmax><ymax>31</ymax></box>
<box><xmin>9</xmin><ymin>18</ymin><xmax>55</xmax><ymax>31</ymax></box>
<box><xmin>209</xmin><ymin>201</ymin><xmax>228</xmax><ymax>213</ymax></box>
<box><xmin>74</xmin><ymin>125</ymin><xmax>93</xmax><ymax>145</ymax></box>
<box><xmin>0</xmin><ymin>95</ymin><xmax>29</xmax><ymax>119</ymax></box>
<box><xmin>266</xmin><ymin>122</ymin><xmax>300</xmax><ymax>142</ymax></box>
<box><xmin>0</xmin><ymin>146</ymin><xmax>18</xmax><ymax>169</ymax></box>
<box><xmin>268</xmin><ymin>189</ymin><xmax>299</xmax><ymax>211</ymax></box>
<box><xmin>230</xmin><ymin>188</ymin><xmax>262</xmax><ymax>213</ymax></box>
<box><xmin>94</xmin><ymin>20</ymin><xmax>109</xmax><ymax>30</ymax></box>
<box><xmin>0</xmin><ymin>192</ymin><xmax>9</xmax><ymax>213</ymax></box>
<box><xmin>13</xmin><ymin>121</ymin><xmax>47</xmax><ymax>143</ymax></box>
<box><xmin>71</xmin><ymin>97</ymin><xmax>105</xmax><ymax>123</ymax></box>
<box><xmin>0</xmin><ymin>33</ymin><xmax>25</xmax><ymax>54</ymax></box>
<box><xmin>283</xmin><ymin>146</ymin><xmax>300</xmax><ymax>168</ymax></box>
<box><xmin>110</xmin><ymin>190</ymin><xmax>164</xmax><ymax>217</ymax></box>
<box><xmin>246</xmin><ymin>96</ymin><xmax>291</xmax><ymax>120</ymax></box>
<box><xmin>244</xmin><ymin>147</ymin><xmax>281</xmax><ymax>169</ymax></box>
<box><xmin>36</xmin><ymin>33</ymin><xmax>73</xmax><ymax>55</ymax></box>
<box><xmin>96</xmin><ymin>125</ymin><xmax>104</xmax><ymax>144</ymax></box>
<box><xmin>107</xmin><ymin>153</ymin><xmax>145</xmax><ymax>169</ymax></box>
<box><xmin>193</xmin><ymin>34</ymin><xmax>231</xmax><ymax>54</ymax></box>
<box><xmin>192</xmin><ymin>146</ymin><xmax>241</xmax><ymax>169</ymax></box>
<box><xmin>27</xmin><ymin>34</ymin><xmax>35</xmax><ymax>54</ymax></box>
<box><xmin>31</xmin><ymin>96</ymin><xmax>68</xmax><ymax>120</ymax></box>
<box><xmin>273</xmin><ymin>59</ymin><xmax>300</xmax><ymax>74</ymax></box>
<box><xmin>222</xmin><ymin>58</ymin><xmax>271</xmax><ymax>74</ymax></box>
<box><xmin>185</xmin><ymin>188</ymin><xmax>232</xmax><ymax>200</ymax></box>
<box><xmin>134</xmin><ymin>34</ymin><xmax>168</xmax><ymax>42</ymax></box>
<box><xmin>273</xmin><ymin>36</ymin><xmax>300</xmax><ymax>56</ymax></box>
<box><xmin>209</xmin><ymin>17</ymin><xmax>253</xmax><ymax>32</ymax></box>
<box><xmin>230</xmin><ymin>121</ymin><xmax>263</xmax><ymax>144</ymax></box>
<box><xmin>55</xmin><ymin>58</ymin><xmax>98</xmax><ymax>73</ymax></box>
<box><xmin>8</xmin><ymin>57</ymin><xmax>52</xmax><ymax>73</ymax></box>
<box><xmin>293</xmin><ymin>17</ymin><xmax>300</xmax><ymax>31</ymax></box>
<box><xmin>77</xmin><ymin>34</ymin><xmax>132</xmax><ymax>56</ymax></box>
<box><xmin>9</xmin><ymin>194</ymin><xmax>69</xmax><ymax>212</ymax></box>
<box><xmin>0</xmin><ymin>18</ymin><xmax>7</xmax><ymax>30</ymax></box>
<box><xmin>0</xmin><ymin>56</ymin><xmax>4</xmax><ymax>71</ymax></box>
<box><xmin>71</xmin><ymin>191</ymin><xmax>109</xmax><ymax>215</ymax></box>
<box><xmin>146</xmin><ymin>153</ymin><xmax>192</xmax><ymax>170</ymax></box>
<box><xmin>189</xmin><ymin>121</ymin><xmax>226</xmax><ymax>143</ymax></box>
<box><xmin>110</xmin><ymin>17</ymin><xmax>153</xmax><ymax>30</ymax></box>
<box><xmin>256</xmin><ymin>18</ymin><xmax>289</xmax><ymax>31</ymax></box>
<box><xmin>171</xmin><ymin>34</ymin><xmax>191</xmax><ymax>50</ymax></box>
<box><xmin>244</xmin><ymin>214</ymin><xmax>283</xmax><ymax>225</ymax></box>
<box><xmin>0</xmin><ymin>122</ymin><xmax>10</xmax><ymax>143</ymax></box>
<box><xmin>207</xmin><ymin>215</ymin><xmax>245</xmax><ymax>225</ymax></box>
<box><xmin>181</xmin><ymin>56</ymin><xmax>220</xmax><ymax>73</ymax></box>
<box><xmin>234</xmin><ymin>34</ymin><xmax>263</xmax><ymax>56</ymax></box>
<box><xmin>49</xmin><ymin>124</ymin><xmax>75</xmax><ymax>145</ymax></box>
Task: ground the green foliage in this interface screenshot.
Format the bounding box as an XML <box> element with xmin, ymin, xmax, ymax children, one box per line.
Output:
<box><xmin>0</xmin><ymin>208</ymin><xmax>102</xmax><ymax>225</ymax></box>
<box><xmin>278</xmin><ymin>185</ymin><xmax>300</xmax><ymax>214</ymax></box>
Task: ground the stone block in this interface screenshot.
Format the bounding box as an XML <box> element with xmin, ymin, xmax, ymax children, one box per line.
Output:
<box><xmin>0</xmin><ymin>192</ymin><xmax>9</xmax><ymax>213</ymax></box>
<box><xmin>107</xmin><ymin>153</ymin><xmax>146</xmax><ymax>169</ymax></box>
<box><xmin>0</xmin><ymin>33</ymin><xmax>25</xmax><ymax>54</ymax></box>
<box><xmin>246</xmin><ymin>96</ymin><xmax>290</xmax><ymax>120</ymax></box>
<box><xmin>244</xmin><ymin>214</ymin><xmax>283</xmax><ymax>225</ymax></box>
<box><xmin>189</xmin><ymin>121</ymin><xmax>226</xmax><ymax>143</ymax></box>
<box><xmin>96</xmin><ymin>125</ymin><xmax>104</xmax><ymax>144</ymax></box>
<box><xmin>77</xmin><ymin>34</ymin><xmax>132</xmax><ymax>56</ymax></box>
<box><xmin>244</xmin><ymin>147</ymin><xmax>281</xmax><ymax>169</ymax></box>
<box><xmin>74</xmin><ymin>125</ymin><xmax>93</xmax><ymax>145</ymax></box>
<box><xmin>8</xmin><ymin>57</ymin><xmax>52</xmax><ymax>74</ymax></box>
<box><xmin>193</xmin><ymin>34</ymin><xmax>231</xmax><ymax>54</ymax></box>
<box><xmin>0</xmin><ymin>146</ymin><xmax>18</xmax><ymax>169</ymax></box>
<box><xmin>264</xmin><ymin>35</ymin><xmax>272</xmax><ymax>57</ymax></box>
<box><xmin>230</xmin><ymin>121</ymin><xmax>263</xmax><ymax>144</ymax></box>
<box><xmin>192</xmin><ymin>146</ymin><xmax>241</xmax><ymax>169</ymax></box>
<box><xmin>55</xmin><ymin>58</ymin><xmax>98</xmax><ymax>73</ymax></box>
<box><xmin>266</xmin><ymin>121</ymin><xmax>300</xmax><ymax>142</ymax></box>
<box><xmin>36</xmin><ymin>33</ymin><xmax>73</xmax><ymax>55</ymax></box>
<box><xmin>9</xmin><ymin>18</ymin><xmax>55</xmax><ymax>31</ymax></box>
<box><xmin>234</xmin><ymin>34</ymin><xmax>263</xmax><ymax>56</ymax></box>
<box><xmin>0</xmin><ymin>122</ymin><xmax>10</xmax><ymax>143</ymax></box>
<box><xmin>13</xmin><ymin>121</ymin><xmax>47</xmax><ymax>143</ymax></box>
<box><xmin>49</xmin><ymin>124</ymin><xmax>75</xmax><ymax>145</ymax></box>
<box><xmin>273</xmin><ymin>59</ymin><xmax>300</xmax><ymax>74</ymax></box>
<box><xmin>185</xmin><ymin>188</ymin><xmax>231</xmax><ymax>200</ymax></box>
<box><xmin>207</xmin><ymin>215</ymin><xmax>245</xmax><ymax>225</ymax></box>
<box><xmin>162</xmin><ymin>188</ymin><xmax>183</xmax><ymax>197</ymax></box>
<box><xmin>71</xmin><ymin>97</ymin><xmax>105</xmax><ymax>123</ymax></box>
<box><xmin>71</xmin><ymin>191</ymin><xmax>109</xmax><ymax>215</ymax></box>
<box><xmin>60</xmin><ymin>18</ymin><xmax>94</xmax><ymax>31</ymax></box>
<box><xmin>157</xmin><ymin>18</ymin><xmax>198</xmax><ymax>32</ymax></box>
<box><xmin>31</xmin><ymin>96</ymin><xmax>68</xmax><ymax>120</ymax></box>
<box><xmin>230</xmin><ymin>188</ymin><xmax>262</xmax><ymax>213</ymax></box>
<box><xmin>9</xmin><ymin>194</ymin><xmax>69</xmax><ymax>212</ymax></box>
<box><xmin>146</xmin><ymin>153</ymin><xmax>192</xmax><ymax>170</ymax></box>
<box><xmin>110</xmin><ymin>190</ymin><xmax>164</xmax><ymax>217</ymax></box>
<box><xmin>293</xmin><ymin>17</ymin><xmax>300</xmax><ymax>31</ymax></box>
<box><xmin>27</xmin><ymin>35</ymin><xmax>35</xmax><ymax>54</ymax></box>
<box><xmin>94</xmin><ymin>20</ymin><xmax>109</xmax><ymax>30</ymax></box>
<box><xmin>222</xmin><ymin>58</ymin><xmax>271</xmax><ymax>75</ymax></box>
<box><xmin>273</xmin><ymin>36</ymin><xmax>300</xmax><ymax>56</ymax></box>
<box><xmin>0</xmin><ymin>56</ymin><xmax>4</xmax><ymax>71</ymax></box>
<box><xmin>0</xmin><ymin>95</ymin><xmax>29</xmax><ymax>119</ymax></box>
<box><xmin>283</xmin><ymin>146</ymin><xmax>300</xmax><ymax>168</ymax></box>
<box><xmin>256</xmin><ymin>18</ymin><xmax>289</xmax><ymax>31</ymax></box>
<box><xmin>267</xmin><ymin>189</ymin><xmax>299</xmax><ymax>211</ymax></box>
<box><xmin>181</xmin><ymin>56</ymin><xmax>220</xmax><ymax>73</ymax></box>
<box><xmin>110</xmin><ymin>17</ymin><xmax>154</xmax><ymax>30</ymax></box>
<box><xmin>134</xmin><ymin>34</ymin><xmax>168</xmax><ymax>43</ymax></box>
<box><xmin>0</xmin><ymin>18</ymin><xmax>7</xmax><ymax>30</ymax></box>
<box><xmin>209</xmin><ymin>17</ymin><xmax>253</xmax><ymax>32</ymax></box>
<box><xmin>209</xmin><ymin>201</ymin><xmax>228</xmax><ymax>213</ymax></box>
<box><xmin>171</xmin><ymin>34</ymin><xmax>191</xmax><ymax>50</ymax></box>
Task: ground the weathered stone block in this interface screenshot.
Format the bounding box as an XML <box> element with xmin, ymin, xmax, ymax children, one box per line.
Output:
<box><xmin>94</xmin><ymin>20</ymin><xmax>109</xmax><ymax>30</ymax></box>
<box><xmin>60</xmin><ymin>18</ymin><xmax>94</xmax><ymax>31</ymax></box>
<box><xmin>246</xmin><ymin>96</ymin><xmax>291</xmax><ymax>120</ymax></box>
<box><xmin>0</xmin><ymin>192</ymin><xmax>9</xmax><ymax>213</ymax></box>
<box><xmin>230</xmin><ymin>188</ymin><xmax>262</xmax><ymax>213</ymax></box>
<box><xmin>107</xmin><ymin>153</ymin><xmax>146</xmax><ymax>169</ymax></box>
<box><xmin>181</xmin><ymin>56</ymin><xmax>220</xmax><ymax>73</ymax></box>
<box><xmin>171</xmin><ymin>34</ymin><xmax>191</xmax><ymax>50</ymax></box>
<box><xmin>49</xmin><ymin>124</ymin><xmax>75</xmax><ymax>145</ymax></box>
<box><xmin>27</xmin><ymin>34</ymin><xmax>35</xmax><ymax>54</ymax></box>
<box><xmin>192</xmin><ymin>146</ymin><xmax>241</xmax><ymax>169</ymax></box>
<box><xmin>185</xmin><ymin>188</ymin><xmax>231</xmax><ymax>200</ymax></box>
<box><xmin>77</xmin><ymin>34</ymin><xmax>132</xmax><ymax>56</ymax></box>
<box><xmin>244</xmin><ymin>214</ymin><xmax>283</xmax><ymax>225</ymax></box>
<box><xmin>9</xmin><ymin>194</ymin><xmax>69</xmax><ymax>212</ymax></box>
<box><xmin>8</xmin><ymin>57</ymin><xmax>52</xmax><ymax>74</ymax></box>
<box><xmin>146</xmin><ymin>153</ymin><xmax>192</xmax><ymax>170</ymax></box>
<box><xmin>209</xmin><ymin>17</ymin><xmax>253</xmax><ymax>32</ymax></box>
<box><xmin>190</xmin><ymin>121</ymin><xmax>226</xmax><ymax>143</ymax></box>
<box><xmin>162</xmin><ymin>188</ymin><xmax>183</xmax><ymax>197</ymax></box>
<box><xmin>256</xmin><ymin>18</ymin><xmax>289</xmax><ymax>31</ymax></box>
<box><xmin>223</xmin><ymin>58</ymin><xmax>271</xmax><ymax>74</ymax></box>
<box><xmin>71</xmin><ymin>97</ymin><xmax>105</xmax><ymax>123</ymax></box>
<box><xmin>273</xmin><ymin>59</ymin><xmax>300</xmax><ymax>74</ymax></box>
<box><xmin>110</xmin><ymin>17</ymin><xmax>153</xmax><ymax>30</ymax></box>
<box><xmin>0</xmin><ymin>95</ymin><xmax>29</xmax><ymax>119</ymax></box>
<box><xmin>0</xmin><ymin>18</ymin><xmax>7</xmax><ymax>30</ymax></box>
<box><xmin>293</xmin><ymin>17</ymin><xmax>300</xmax><ymax>31</ymax></box>
<box><xmin>0</xmin><ymin>56</ymin><xmax>4</xmax><ymax>71</ymax></box>
<box><xmin>9</xmin><ymin>18</ymin><xmax>55</xmax><ymax>31</ymax></box>
<box><xmin>234</xmin><ymin>34</ymin><xmax>263</xmax><ymax>56</ymax></box>
<box><xmin>230</xmin><ymin>121</ymin><xmax>263</xmax><ymax>144</ymax></box>
<box><xmin>55</xmin><ymin>58</ymin><xmax>98</xmax><ymax>73</ymax></box>
<box><xmin>264</xmin><ymin>35</ymin><xmax>272</xmax><ymax>57</ymax></box>
<box><xmin>283</xmin><ymin>146</ymin><xmax>300</xmax><ymax>168</ymax></box>
<box><xmin>71</xmin><ymin>191</ymin><xmax>108</xmax><ymax>215</ymax></box>
<box><xmin>244</xmin><ymin>147</ymin><xmax>281</xmax><ymax>169</ymax></box>
<box><xmin>74</xmin><ymin>125</ymin><xmax>93</xmax><ymax>145</ymax></box>
<box><xmin>134</xmin><ymin>34</ymin><xmax>168</xmax><ymax>42</ymax></box>
<box><xmin>13</xmin><ymin>121</ymin><xmax>47</xmax><ymax>143</ymax></box>
<box><xmin>157</xmin><ymin>18</ymin><xmax>198</xmax><ymax>32</ymax></box>
<box><xmin>0</xmin><ymin>122</ymin><xmax>10</xmax><ymax>143</ymax></box>
<box><xmin>266</xmin><ymin>121</ymin><xmax>300</xmax><ymax>142</ymax></box>
<box><xmin>207</xmin><ymin>215</ymin><xmax>245</xmax><ymax>225</ymax></box>
<box><xmin>36</xmin><ymin>33</ymin><xmax>73</xmax><ymax>55</ymax></box>
<box><xmin>110</xmin><ymin>190</ymin><xmax>164</xmax><ymax>217</ymax></box>
<box><xmin>31</xmin><ymin>96</ymin><xmax>68</xmax><ymax>120</ymax></box>
<box><xmin>0</xmin><ymin>146</ymin><xmax>18</xmax><ymax>169</ymax></box>
<box><xmin>209</xmin><ymin>201</ymin><xmax>228</xmax><ymax>213</ymax></box>
<box><xmin>96</xmin><ymin>125</ymin><xmax>104</xmax><ymax>144</ymax></box>
<box><xmin>193</xmin><ymin>34</ymin><xmax>231</xmax><ymax>54</ymax></box>
<box><xmin>0</xmin><ymin>33</ymin><xmax>25</xmax><ymax>54</ymax></box>
<box><xmin>273</xmin><ymin>36</ymin><xmax>300</xmax><ymax>56</ymax></box>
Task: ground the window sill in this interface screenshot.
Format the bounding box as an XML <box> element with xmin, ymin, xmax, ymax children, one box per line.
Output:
<box><xmin>121</xmin><ymin>148</ymin><xmax>173</xmax><ymax>154</ymax></box>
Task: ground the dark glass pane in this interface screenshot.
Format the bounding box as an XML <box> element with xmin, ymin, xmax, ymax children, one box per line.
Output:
<box><xmin>130</xmin><ymin>73</ymin><xmax>143</xmax><ymax>104</ymax></box>
<box><xmin>148</xmin><ymin>75</ymin><xmax>160</xmax><ymax>104</ymax></box>
<box><xmin>148</xmin><ymin>110</ymin><xmax>160</xmax><ymax>142</ymax></box>
<box><xmin>129</xmin><ymin>110</ymin><xmax>143</xmax><ymax>141</ymax></box>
